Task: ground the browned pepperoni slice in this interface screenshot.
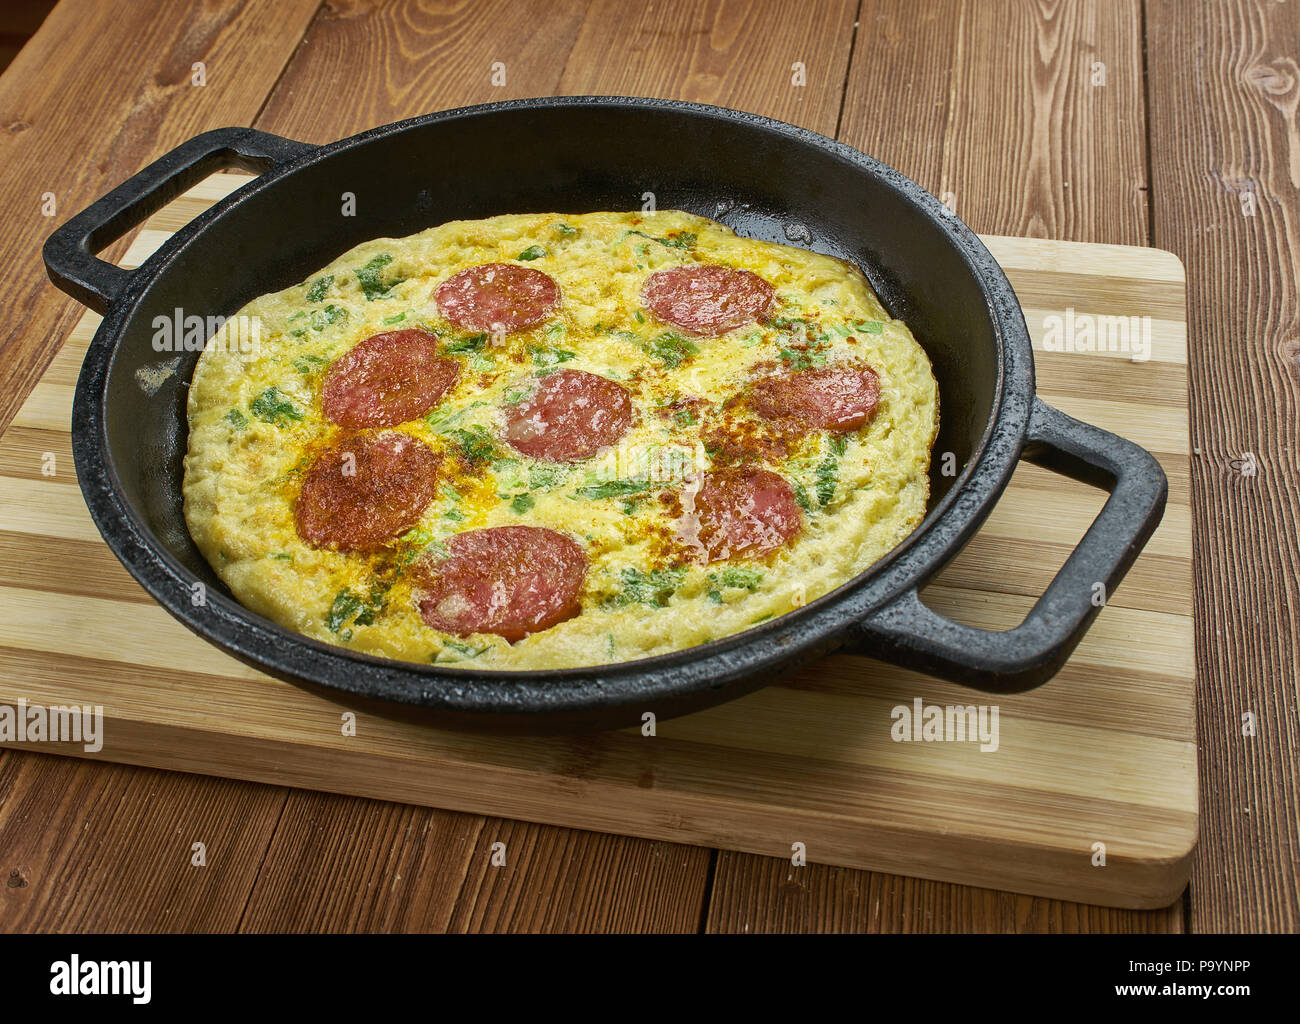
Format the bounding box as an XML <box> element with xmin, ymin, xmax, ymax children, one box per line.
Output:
<box><xmin>503</xmin><ymin>369</ymin><xmax>633</xmax><ymax>462</ymax></box>
<box><xmin>295</xmin><ymin>433</ymin><xmax>440</xmax><ymax>552</ymax></box>
<box><xmin>416</xmin><ymin>526</ymin><xmax>588</xmax><ymax>641</ymax></box>
<box><xmin>321</xmin><ymin>329</ymin><xmax>460</xmax><ymax>429</ymax></box>
<box><xmin>748</xmin><ymin>365</ymin><xmax>881</xmax><ymax>433</ymax></box>
<box><xmin>434</xmin><ymin>263</ymin><xmax>560</xmax><ymax>333</ymax></box>
<box><xmin>640</xmin><ymin>265</ymin><xmax>776</xmax><ymax>336</ymax></box>
<box><xmin>688</xmin><ymin>467</ymin><xmax>803</xmax><ymax>563</ymax></box>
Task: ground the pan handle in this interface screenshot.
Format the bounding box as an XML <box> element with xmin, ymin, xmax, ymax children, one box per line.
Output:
<box><xmin>42</xmin><ymin>127</ymin><xmax>316</xmax><ymax>314</ymax></box>
<box><xmin>845</xmin><ymin>397</ymin><xmax>1168</xmax><ymax>692</ymax></box>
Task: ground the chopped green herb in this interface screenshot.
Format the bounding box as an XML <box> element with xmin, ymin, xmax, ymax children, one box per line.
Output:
<box><xmin>224</xmin><ymin>408</ymin><xmax>248</xmax><ymax>429</ymax></box>
<box><xmin>815</xmin><ymin>455</ymin><xmax>838</xmax><ymax>507</ymax></box>
<box><xmin>609</xmin><ymin>566</ymin><xmax>686</xmax><ymax>608</ymax></box>
<box><xmin>620</xmin><ymin>229</ymin><xmax>697</xmax><ymax>250</ymax></box>
<box><xmin>503</xmin><ymin>389</ymin><xmax>528</xmax><ymax>405</ymax></box>
<box><xmin>356</xmin><ymin>253</ymin><xmax>399</xmax><ymax>300</ymax></box>
<box><xmin>750</xmin><ymin>613</ymin><xmax>774</xmax><ymax>625</ymax></box>
<box><xmin>715</xmin><ymin>567</ymin><xmax>763</xmax><ymax>591</ymax></box>
<box><xmin>793</xmin><ymin>481</ymin><xmax>812</xmax><ymax>513</ymax></box>
<box><xmin>449</xmin><ymin>424</ymin><xmax>496</xmax><ymax>462</ymax></box>
<box><xmin>310</xmin><ymin>304</ymin><xmax>348</xmax><ymax>331</ymax></box>
<box><xmin>644</xmin><ymin>332</ymin><xmax>699</xmax><ymax>369</ymax></box>
<box><xmin>270</xmin><ymin>552</ymin><xmax>293</xmax><ymax>562</ymax></box>
<box><xmin>633</xmin><ymin>311</ymin><xmax>646</xmax><ymax>324</ymax></box>
<box><xmin>250</xmin><ymin>387</ymin><xmax>303</xmax><ymax>426</ymax></box>
<box><xmin>510</xmin><ymin>493</ymin><xmax>535</xmax><ymax>514</ymax></box>
<box><xmin>577</xmin><ymin>478</ymin><xmax>651</xmax><ymax>500</ymax></box>
<box><xmin>854</xmin><ymin>320</ymin><xmax>885</xmax><ymax>334</ymax></box>
<box><xmin>517</xmin><ymin>244</ymin><xmax>548</xmax><ymax>261</ymax></box>
<box><xmin>529</xmin><ymin>345</ymin><xmax>577</xmax><ymax>368</ymax></box>
<box><xmin>529</xmin><ymin>464</ymin><xmax>566</xmax><ymax>489</ymax></box>
<box><xmin>439</xmin><ymin>639</ymin><xmax>489</xmax><ymax>659</ymax></box>
<box><xmin>399</xmin><ymin>527</ymin><xmax>445</xmax><ymax>565</ymax></box>
<box><xmin>830</xmin><ymin>433</ymin><xmax>849</xmax><ymax>456</ymax></box>
<box><xmin>326</xmin><ymin>586</ymin><xmax>385</xmax><ymax>637</ymax></box>
<box><xmin>444</xmin><ymin>332</ymin><xmax>488</xmax><ymax>354</ymax></box>
<box><xmin>287</xmin><ymin>310</ymin><xmax>306</xmax><ymax>322</ymax></box>
<box><xmin>424</xmin><ymin>400</ymin><xmax>486</xmax><ymax>431</ymax></box>
<box><xmin>292</xmin><ymin>354</ymin><xmax>328</xmax><ymax>374</ymax></box>
<box><xmin>779</xmin><ymin>345</ymin><xmax>825</xmax><ymax>370</ymax></box>
<box><xmin>442</xmin><ymin>509</ymin><xmax>464</xmax><ymax>521</ymax></box>
<box><xmin>673</xmin><ymin>408</ymin><xmax>697</xmax><ymax>427</ymax></box>
<box><xmin>554</xmin><ymin>222</ymin><xmax>577</xmax><ymax>236</ymax></box>
<box><xmin>305</xmin><ymin>275</ymin><xmax>333</xmax><ymax>303</ymax></box>
<box><xmin>382</xmin><ymin>311</ymin><xmax>408</xmax><ymax>325</ymax></box>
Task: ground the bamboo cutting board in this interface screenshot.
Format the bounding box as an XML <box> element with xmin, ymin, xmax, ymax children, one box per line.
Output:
<box><xmin>0</xmin><ymin>175</ymin><xmax>1194</xmax><ymax>909</ymax></box>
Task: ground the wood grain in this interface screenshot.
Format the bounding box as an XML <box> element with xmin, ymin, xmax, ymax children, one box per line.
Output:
<box><xmin>557</xmin><ymin>0</ymin><xmax>858</xmax><ymax>134</ymax></box>
<box><xmin>705</xmin><ymin>856</ymin><xmax>1185</xmax><ymax>932</ymax></box>
<box><xmin>1147</xmin><ymin>0</ymin><xmax>1300</xmax><ymax>932</ymax></box>
<box><xmin>238</xmin><ymin>792</ymin><xmax>710</xmax><ymax>932</ymax></box>
<box><xmin>713</xmin><ymin>0</ymin><xmax>1181</xmax><ymax>934</ymax></box>
<box><xmin>0</xmin><ymin>751</ymin><xmax>286</xmax><ymax>933</ymax></box>
<box><xmin>0</xmin><ymin>0</ymin><xmax>321</xmax><ymax>434</ymax></box>
<box><xmin>844</xmin><ymin>0</ymin><xmax>1148</xmax><ymax>246</ymax></box>
<box><xmin>257</xmin><ymin>0</ymin><xmax>592</xmax><ymax>144</ymax></box>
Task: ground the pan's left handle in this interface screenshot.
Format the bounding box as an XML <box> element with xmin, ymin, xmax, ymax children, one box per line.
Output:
<box><xmin>42</xmin><ymin>127</ymin><xmax>317</xmax><ymax>314</ymax></box>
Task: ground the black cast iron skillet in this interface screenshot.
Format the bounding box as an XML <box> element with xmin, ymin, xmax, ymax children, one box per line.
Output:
<box><xmin>42</xmin><ymin>97</ymin><xmax>1167</xmax><ymax>733</ymax></box>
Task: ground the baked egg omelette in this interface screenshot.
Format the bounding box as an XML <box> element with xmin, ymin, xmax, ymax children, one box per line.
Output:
<box><xmin>182</xmin><ymin>210</ymin><xmax>939</xmax><ymax>669</ymax></box>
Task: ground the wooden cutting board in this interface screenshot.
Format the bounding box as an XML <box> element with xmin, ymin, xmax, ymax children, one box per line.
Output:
<box><xmin>0</xmin><ymin>174</ymin><xmax>1194</xmax><ymax>909</ymax></box>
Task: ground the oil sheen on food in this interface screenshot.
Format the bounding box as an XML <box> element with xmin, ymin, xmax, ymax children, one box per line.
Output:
<box><xmin>183</xmin><ymin>211</ymin><xmax>939</xmax><ymax>669</ymax></box>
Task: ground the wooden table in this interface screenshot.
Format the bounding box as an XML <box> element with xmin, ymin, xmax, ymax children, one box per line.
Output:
<box><xmin>0</xmin><ymin>0</ymin><xmax>1294</xmax><ymax>933</ymax></box>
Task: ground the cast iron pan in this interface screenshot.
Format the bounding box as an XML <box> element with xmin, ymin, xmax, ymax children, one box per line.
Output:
<box><xmin>42</xmin><ymin>97</ymin><xmax>1167</xmax><ymax>733</ymax></box>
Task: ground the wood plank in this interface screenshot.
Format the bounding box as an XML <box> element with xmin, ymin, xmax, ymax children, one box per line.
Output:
<box><xmin>557</xmin><ymin>0</ymin><xmax>858</xmax><ymax>134</ymax></box>
<box><xmin>238</xmin><ymin>792</ymin><xmax>710</xmax><ymax>932</ymax></box>
<box><xmin>256</xmin><ymin>0</ymin><xmax>591</xmax><ymax>144</ymax></box>
<box><xmin>844</xmin><ymin>0</ymin><xmax>1148</xmax><ymax>246</ymax></box>
<box><xmin>0</xmin><ymin>751</ymin><xmax>286</xmax><ymax>933</ymax></box>
<box><xmin>1147</xmin><ymin>0</ymin><xmax>1300</xmax><ymax>932</ymax></box>
<box><xmin>0</xmin><ymin>0</ymin><xmax>321</xmax><ymax>934</ymax></box>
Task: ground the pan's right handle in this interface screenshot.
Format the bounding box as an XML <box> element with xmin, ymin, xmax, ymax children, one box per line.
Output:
<box><xmin>845</xmin><ymin>398</ymin><xmax>1169</xmax><ymax>692</ymax></box>
<box><xmin>42</xmin><ymin>127</ymin><xmax>317</xmax><ymax>314</ymax></box>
